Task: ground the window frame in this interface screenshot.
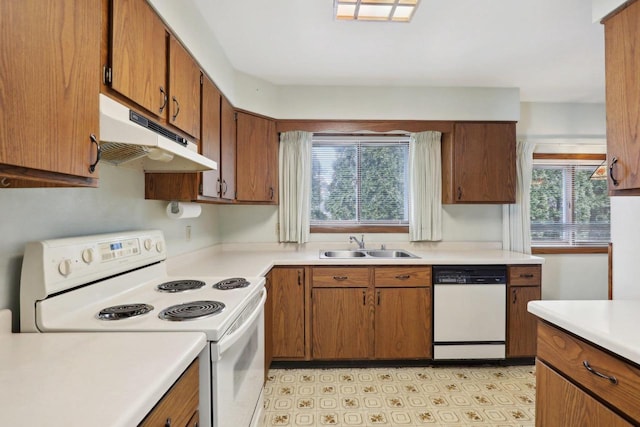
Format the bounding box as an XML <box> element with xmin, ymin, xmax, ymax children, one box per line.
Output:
<box><xmin>310</xmin><ymin>134</ymin><xmax>411</xmax><ymax>234</ymax></box>
<box><xmin>530</xmin><ymin>153</ymin><xmax>609</xmax><ymax>254</ymax></box>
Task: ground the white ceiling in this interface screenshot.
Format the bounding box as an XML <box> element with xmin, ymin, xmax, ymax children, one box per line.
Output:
<box><xmin>192</xmin><ymin>0</ymin><xmax>605</xmax><ymax>103</ymax></box>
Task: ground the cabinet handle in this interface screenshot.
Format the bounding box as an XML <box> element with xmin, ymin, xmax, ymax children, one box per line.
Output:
<box><xmin>269</xmin><ymin>186</ymin><xmax>274</xmax><ymax>200</ymax></box>
<box><xmin>583</xmin><ymin>360</ymin><xmax>618</xmax><ymax>385</ymax></box>
<box><xmin>165</xmin><ymin>417</ymin><xmax>172</xmax><ymax>427</ymax></box>
<box><xmin>171</xmin><ymin>96</ymin><xmax>180</xmax><ymax>121</ymax></box>
<box><xmin>363</xmin><ymin>290</ymin><xmax>366</xmax><ymax>305</ymax></box>
<box><xmin>88</xmin><ymin>134</ymin><xmax>101</xmax><ymax>173</ymax></box>
<box><xmin>457</xmin><ymin>186</ymin><xmax>462</xmax><ymax>200</ymax></box>
<box><xmin>222</xmin><ymin>180</ymin><xmax>228</xmax><ymax>196</ymax></box>
<box><xmin>512</xmin><ymin>288</ymin><xmax>517</xmax><ymax>304</ymax></box>
<box><xmin>216</xmin><ymin>178</ymin><xmax>222</xmax><ymax>196</ymax></box>
<box><xmin>333</xmin><ymin>276</ymin><xmax>348</xmax><ymax>281</ymax></box>
<box><xmin>1</xmin><ymin>178</ymin><xmax>10</xmax><ymax>188</ymax></box>
<box><xmin>609</xmin><ymin>156</ymin><xmax>619</xmax><ymax>186</ymax></box>
<box><xmin>520</xmin><ymin>273</ymin><xmax>534</xmax><ymax>278</ymax></box>
<box><xmin>297</xmin><ymin>270</ymin><xmax>302</xmax><ymax>286</ymax></box>
<box><xmin>377</xmin><ymin>290</ymin><xmax>381</xmax><ymax>305</ymax></box>
<box><xmin>159</xmin><ymin>86</ymin><xmax>167</xmax><ymax>113</ymax></box>
<box><xmin>395</xmin><ymin>275</ymin><xmax>410</xmax><ymax>280</ymax></box>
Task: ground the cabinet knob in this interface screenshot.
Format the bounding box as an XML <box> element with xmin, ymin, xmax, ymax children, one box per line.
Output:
<box><xmin>457</xmin><ymin>186</ymin><xmax>462</xmax><ymax>200</ymax></box>
<box><xmin>165</xmin><ymin>417</ymin><xmax>172</xmax><ymax>427</ymax></box>
<box><xmin>89</xmin><ymin>134</ymin><xmax>101</xmax><ymax>174</ymax></box>
<box><xmin>159</xmin><ymin>86</ymin><xmax>167</xmax><ymax>113</ymax></box>
<box><xmin>583</xmin><ymin>360</ymin><xmax>618</xmax><ymax>385</ymax></box>
<box><xmin>609</xmin><ymin>156</ymin><xmax>619</xmax><ymax>186</ymax></box>
<box><xmin>172</xmin><ymin>96</ymin><xmax>180</xmax><ymax>121</ymax></box>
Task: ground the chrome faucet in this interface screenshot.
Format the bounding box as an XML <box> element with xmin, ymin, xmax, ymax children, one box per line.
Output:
<box><xmin>349</xmin><ymin>235</ymin><xmax>365</xmax><ymax>249</ymax></box>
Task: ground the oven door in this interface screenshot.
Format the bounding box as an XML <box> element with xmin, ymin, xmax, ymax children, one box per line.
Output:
<box><xmin>210</xmin><ymin>290</ymin><xmax>266</xmax><ymax>427</ymax></box>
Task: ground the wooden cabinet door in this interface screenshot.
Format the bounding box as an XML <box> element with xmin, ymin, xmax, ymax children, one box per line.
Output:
<box><xmin>374</xmin><ymin>287</ymin><xmax>432</xmax><ymax>359</ymax></box>
<box><xmin>168</xmin><ymin>36</ymin><xmax>201</xmax><ymax>139</ymax></box>
<box><xmin>0</xmin><ymin>0</ymin><xmax>100</xmax><ymax>186</ymax></box>
<box><xmin>220</xmin><ymin>97</ymin><xmax>236</xmax><ymax>200</ymax></box>
<box><xmin>271</xmin><ymin>267</ymin><xmax>305</xmax><ymax>359</ymax></box>
<box><xmin>312</xmin><ymin>288</ymin><xmax>373</xmax><ymax>360</ymax></box>
<box><xmin>111</xmin><ymin>0</ymin><xmax>166</xmax><ymax>117</ymax></box>
<box><xmin>201</xmin><ymin>76</ymin><xmax>221</xmax><ymax>198</ymax></box>
<box><xmin>444</xmin><ymin>122</ymin><xmax>516</xmax><ymax>203</ymax></box>
<box><xmin>605</xmin><ymin>1</ymin><xmax>640</xmax><ymax>191</ymax></box>
<box><xmin>536</xmin><ymin>360</ymin><xmax>631</xmax><ymax>427</ymax></box>
<box><xmin>236</xmin><ymin>112</ymin><xmax>278</xmax><ymax>202</ymax></box>
<box><xmin>506</xmin><ymin>285</ymin><xmax>540</xmax><ymax>358</ymax></box>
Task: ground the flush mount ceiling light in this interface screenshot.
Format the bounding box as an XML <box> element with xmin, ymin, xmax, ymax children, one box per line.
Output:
<box><xmin>334</xmin><ymin>0</ymin><xmax>420</xmax><ymax>23</ymax></box>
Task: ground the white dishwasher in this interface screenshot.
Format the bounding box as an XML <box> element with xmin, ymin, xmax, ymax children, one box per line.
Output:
<box><xmin>432</xmin><ymin>265</ymin><xmax>506</xmax><ymax>360</ymax></box>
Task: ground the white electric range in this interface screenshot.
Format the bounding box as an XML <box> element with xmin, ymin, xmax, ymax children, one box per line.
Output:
<box><xmin>19</xmin><ymin>229</ymin><xmax>265</xmax><ymax>427</ymax></box>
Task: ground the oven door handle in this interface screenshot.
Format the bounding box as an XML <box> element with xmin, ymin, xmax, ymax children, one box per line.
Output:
<box><xmin>217</xmin><ymin>289</ymin><xmax>266</xmax><ymax>356</ymax></box>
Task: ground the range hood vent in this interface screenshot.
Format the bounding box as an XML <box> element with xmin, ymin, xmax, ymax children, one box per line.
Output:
<box><xmin>98</xmin><ymin>94</ymin><xmax>217</xmax><ymax>172</ymax></box>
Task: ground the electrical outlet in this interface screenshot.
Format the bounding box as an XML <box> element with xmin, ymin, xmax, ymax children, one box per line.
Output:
<box><xmin>186</xmin><ymin>225</ymin><xmax>191</xmax><ymax>242</ymax></box>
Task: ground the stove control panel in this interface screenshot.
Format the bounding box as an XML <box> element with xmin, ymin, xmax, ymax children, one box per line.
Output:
<box><xmin>98</xmin><ymin>238</ymin><xmax>140</xmax><ymax>261</ymax></box>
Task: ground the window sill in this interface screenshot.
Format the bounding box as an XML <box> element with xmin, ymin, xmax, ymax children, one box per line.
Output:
<box><xmin>532</xmin><ymin>247</ymin><xmax>608</xmax><ymax>254</ymax></box>
<box><xmin>311</xmin><ymin>225</ymin><xmax>409</xmax><ymax>234</ymax></box>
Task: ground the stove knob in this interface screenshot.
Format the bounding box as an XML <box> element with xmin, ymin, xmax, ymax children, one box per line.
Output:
<box><xmin>81</xmin><ymin>248</ymin><xmax>94</xmax><ymax>264</ymax></box>
<box><xmin>144</xmin><ymin>239</ymin><xmax>153</xmax><ymax>251</ymax></box>
<box><xmin>155</xmin><ymin>241</ymin><xmax>164</xmax><ymax>253</ymax></box>
<box><xmin>58</xmin><ymin>259</ymin><xmax>72</xmax><ymax>276</ymax></box>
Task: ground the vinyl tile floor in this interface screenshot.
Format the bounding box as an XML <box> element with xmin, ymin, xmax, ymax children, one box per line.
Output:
<box><xmin>262</xmin><ymin>365</ymin><xmax>536</xmax><ymax>427</ymax></box>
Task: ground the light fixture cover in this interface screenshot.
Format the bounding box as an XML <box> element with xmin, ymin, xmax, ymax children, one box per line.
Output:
<box><xmin>589</xmin><ymin>160</ymin><xmax>608</xmax><ymax>180</ymax></box>
<box><xmin>334</xmin><ymin>0</ymin><xmax>420</xmax><ymax>22</ymax></box>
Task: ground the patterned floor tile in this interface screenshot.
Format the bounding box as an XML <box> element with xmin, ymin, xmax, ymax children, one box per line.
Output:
<box><xmin>263</xmin><ymin>365</ymin><xmax>536</xmax><ymax>426</ymax></box>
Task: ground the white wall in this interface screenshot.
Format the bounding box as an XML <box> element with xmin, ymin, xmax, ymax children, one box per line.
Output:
<box><xmin>610</xmin><ymin>196</ymin><xmax>640</xmax><ymax>299</ymax></box>
<box><xmin>0</xmin><ymin>164</ymin><xmax>222</xmax><ymax>330</ymax></box>
<box><xmin>592</xmin><ymin>0</ymin><xmax>627</xmax><ymax>22</ymax></box>
<box><xmin>540</xmin><ymin>254</ymin><xmax>609</xmax><ymax>300</ymax></box>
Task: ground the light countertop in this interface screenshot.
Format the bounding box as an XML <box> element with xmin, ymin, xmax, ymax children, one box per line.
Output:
<box><xmin>528</xmin><ymin>300</ymin><xmax>640</xmax><ymax>365</ymax></box>
<box><xmin>0</xmin><ymin>310</ymin><xmax>206</xmax><ymax>427</ymax></box>
<box><xmin>167</xmin><ymin>243</ymin><xmax>543</xmax><ymax>278</ymax></box>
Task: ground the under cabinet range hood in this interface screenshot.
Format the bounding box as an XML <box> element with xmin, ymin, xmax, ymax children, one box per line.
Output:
<box><xmin>98</xmin><ymin>94</ymin><xmax>217</xmax><ymax>172</ymax></box>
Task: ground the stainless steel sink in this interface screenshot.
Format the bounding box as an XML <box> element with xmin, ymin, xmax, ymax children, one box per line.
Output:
<box><xmin>319</xmin><ymin>249</ymin><xmax>419</xmax><ymax>259</ymax></box>
<box><xmin>320</xmin><ymin>250</ymin><xmax>367</xmax><ymax>258</ymax></box>
<box><xmin>365</xmin><ymin>250</ymin><xmax>416</xmax><ymax>258</ymax></box>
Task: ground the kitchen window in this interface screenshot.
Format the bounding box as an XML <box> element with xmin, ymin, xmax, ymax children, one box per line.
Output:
<box><xmin>311</xmin><ymin>135</ymin><xmax>410</xmax><ymax>232</ymax></box>
<box><xmin>530</xmin><ymin>154</ymin><xmax>610</xmax><ymax>251</ymax></box>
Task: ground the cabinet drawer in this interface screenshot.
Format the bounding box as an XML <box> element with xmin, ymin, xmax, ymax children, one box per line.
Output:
<box><xmin>537</xmin><ymin>322</ymin><xmax>640</xmax><ymax>422</ymax></box>
<box><xmin>508</xmin><ymin>265</ymin><xmax>541</xmax><ymax>286</ymax></box>
<box><xmin>312</xmin><ymin>267</ymin><xmax>370</xmax><ymax>287</ymax></box>
<box><xmin>374</xmin><ymin>267</ymin><xmax>431</xmax><ymax>287</ymax></box>
<box><xmin>139</xmin><ymin>358</ymin><xmax>199</xmax><ymax>426</ymax></box>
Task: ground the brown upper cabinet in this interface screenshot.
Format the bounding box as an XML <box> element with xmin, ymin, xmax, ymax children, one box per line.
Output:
<box><xmin>442</xmin><ymin>122</ymin><xmax>516</xmax><ymax>203</ymax></box>
<box><xmin>220</xmin><ymin>97</ymin><xmax>237</xmax><ymax>200</ymax></box>
<box><xmin>604</xmin><ymin>1</ymin><xmax>640</xmax><ymax>193</ymax></box>
<box><xmin>200</xmin><ymin>75</ymin><xmax>222</xmax><ymax>199</ymax></box>
<box><xmin>236</xmin><ymin>112</ymin><xmax>278</xmax><ymax>203</ymax></box>
<box><xmin>0</xmin><ymin>0</ymin><xmax>101</xmax><ymax>188</ymax></box>
<box><xmin>109</xmin><ymin>0</ymin><xmax>167</xmax><ymax>118</ymax></box>
<box><xmin>108</xmin><ymin>0</ymin><xmax>200</xmax><ymax>139</ymax></box>
<box><xmin>168</xmin><ymin>36</ymin><xmax>201</xmax><ymax>139</ymax></box>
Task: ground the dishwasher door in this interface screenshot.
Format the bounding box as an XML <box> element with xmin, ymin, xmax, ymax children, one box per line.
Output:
<box><xmin>433</xmin><ymin>283</ymin><xmax>506</xmax><ymax>360</ymax></box>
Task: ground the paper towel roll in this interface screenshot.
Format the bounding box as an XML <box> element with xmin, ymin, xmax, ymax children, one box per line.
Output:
<box><xmin>166</xmin><ymin>202</ymin><xmax>201</xmax><ymax>219</ymax></box>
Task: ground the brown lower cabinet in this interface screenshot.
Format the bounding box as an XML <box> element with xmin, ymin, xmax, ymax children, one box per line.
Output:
<box><xmin>507</xmin><ymin>265</ymin><xmax>542</xmax><ymax>358</ymax></box>
<box><xmin>139</xmin><ymin>358</ymin><xmax>199</xmax><ymax>427</ymax></box>
<box><xmin>536</xmin><ymin>360</ymin><xmax>631</xmax><ymax>427</ymax></box>
<box><xmin>270</xmin><ymin>267</ymin><xmax>306</xmax><ymax>359</ymax></box>
<box><xmin>535</xmin><ymin>321</ymin><xmax>640</xmax><ymax>425</ymax></box>
<box><xmin>312</xmin><ymin>287</ymin><xmax>373</xmax><ymax>360</ymax></box>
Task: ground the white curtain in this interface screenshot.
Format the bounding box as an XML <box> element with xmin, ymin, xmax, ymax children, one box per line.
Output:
<box><xmin>409</xmin><ymin>131</ymin><xmax>442</xmax><ymax>241</ymax></box>
<box><xmin>502</xmin><ymin>140</ymin><xmax>536</xmax><ymax>253</ymax></box>
<box><xmin>278</xmin><ymin>131</ymin><xmax>313</xmax><ymax>243</ymax></box>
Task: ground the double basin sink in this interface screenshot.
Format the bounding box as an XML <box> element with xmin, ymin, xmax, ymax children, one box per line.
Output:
<box><xmin>319</xmin><ymin>249</ymin><xmax>419</xmax><ymax>259</ymax></box>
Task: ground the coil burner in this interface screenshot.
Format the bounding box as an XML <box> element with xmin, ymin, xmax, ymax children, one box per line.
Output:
<box><xmin>97</xmin><ymin>303</ymin><xmax>154</xmax><ymax>320</ymax></box>
<box><xmin>156</xmin><ymin>279</ymin><xmax>206</xmax><ymax>293</ymax></box>
<box><xmin>213</xmin><ymin>277</ymin><xmax>250</xmax><ymax>290</ymax></box>
<box><xmin>158</xmin><ymin>300</ymin><xmax>225</xmax><ymax>321</ymax></box>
